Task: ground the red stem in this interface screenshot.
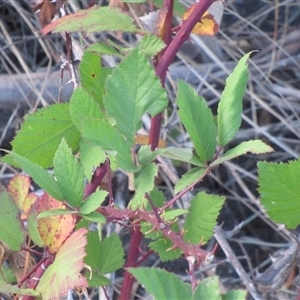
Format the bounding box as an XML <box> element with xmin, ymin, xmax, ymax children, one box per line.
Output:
<box><xmin>118</xmin><ymin>225</ymin><xmax>143</xmax><ymax>300</ymax></box>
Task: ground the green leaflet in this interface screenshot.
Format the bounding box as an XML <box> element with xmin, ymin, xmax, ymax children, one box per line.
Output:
<box><xmin>104</xmin><ymin>48</ymin><xmax>167</xmax><ymax>146</ymax></box>
<box><xmin>184</xmin><ymin>192</ymin><xmax>225</xmax><ymax>244</ymax></box>
<box><xmin>177</xmin><ymin>81</ymin><xmax>216</xmax><ymax>162</ymax></box>
<box><xmin>258</xmin><ymin>159</ymin><xmax>300</xmax><ymax>228</ymax></box>
<box><xmin>217</xmin><ymin>52</ymin><xmax>252</xmax><ymax>146</ymax></box>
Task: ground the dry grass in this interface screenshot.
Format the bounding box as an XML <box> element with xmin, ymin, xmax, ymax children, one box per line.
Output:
<box><xmin>0</xmin><ymin>0</ymin><xmax>300</xmax><ymax>299</ymax></box>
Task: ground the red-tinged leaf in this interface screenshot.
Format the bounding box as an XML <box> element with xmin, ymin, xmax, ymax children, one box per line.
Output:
<box><xmin>37</xmin><ymin>193</ymin><xmax>75</xmax><ymax>253</ymax></box>
<box><xmin>36</xmin><ymin>228</ymin><xmax>88</xmax><ymax>299</ymax></box>
<box><xmin>41</xmin><ymin>6</ymin><xmax>138</xmax><ymax>35</ymax></box>
<box><xmin>7</xmin><ymin>174</ymin><xmax>30</xmax><ymax>211</ymax></box>
<box><xmin>23</xmin><ymin>193</ymin><xmax>38</xmax><ymax>217</ymax></box>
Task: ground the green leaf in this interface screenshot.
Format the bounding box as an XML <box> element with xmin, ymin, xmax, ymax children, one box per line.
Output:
<box><xmin>85</xmin><ymin>270</ymin><xmax>111</xmax><ymax>287</ymax></box>
<box><xmin>0</xmin><ymin>265</ymin><xmax>16</xmax><ymax>284</ymax></box>
<box><xmin>79</xmin><ymin>190</ymin><xmax>108</xmax><ymax>215</ymax></box>
<box><xmin>258</xmin><ymin>159</ymin><xmax>300</xmax><ymax>228</ymax></box>
<box><xmin>217</xmin><ymin>52</ymin><xmax>252</xmax><ymax>146</ymax></box>
<box><xmin>163</xmin><ymin>209</ymin><xmax>188</xmax><ymax>221</ymax></box>
<box><xmin>138</xmin><ymin>35</ymin><xmax>165</xmax><ymax>57</ymax></box>
<box><xmin>160</xmin><ymin>147</ymin><xmax>201</xmax><ymax>164</ymax></box>
<box><xmin>104</xmin><ymin>48</ymin><xmax>167</xmax><ymax>145</ymax></box>
<box><xmin>0</xmin><ymin>282</ymin><xmax>40</xmax><ymax>297</ymax></box>
<box><xmin>53</xmin><ymin>138</ymin><xmax>84</xmax><ymax>207</ymax></box>
<box><xmin>87</xmin><ymin>42</ymin><xmax>121</xmax><ymax>57</ymax></box>
<box><xmin>79</xmin><ymin>140</ymin><xmax>106</xmax><ymax>181</ymax></box>
<box><xmin>222</xmin><ymin>289</ymin><xmax>247</xmax><ymax>300</ymax></box>
<box><xmin>79</xmin><ymin>52</ymin><xmax>112</xmax><ymax>108</ymax></box>
<box><xmin>69</xmin><ymin>87</ymin><xmax>106</xmax><ymax>131</ymax></box>
<box><xmin>210</xmin><ymin>140</ymin><xmax>274</xmax><ymax>167</ymax></box>
<box><xmin>37</xmin><ymin>209</ymin><xmax>76</xmax><ymax>219</ymax></box>
<box><xmin>149</xmin><ymin>238</ymin><xmax>181</xmax><ymax>261</ymax></box>
<box><xmin>137</xmin><ymin>145</ymin><xmax>162</xmax><ymax>166</ymax></box>
<box><xmin>3</xmin><ymin>103</ymin><xmax>80</xmax><ymax>168</ymax></box>
<box><xmin>85</xmin><ymin>232</ymin><xmax>125</xmax><ymax>274</ymax></box>
<box><xmin>184</xmin><ymin>192</ymin><xmax>225</xmax><ymax>244</ymax></box>
<box><xmin>27</xmin><ymin>207</ymin><xmax>44</xmax><ymax>247</ymax></box>
<box><xmin>82</xmin><ymin>212</ymin><xmax>106</xmax><ymax>223</ymax></box>
<box><xmin>192</xmin><ymin>276</ymin><xmax>221</xmax><ymax>300</ymax></box>
<box><xmin>174</xmin><ymin>167</ymin><xmax>206</xmax><ymax>194</ymax></box>
<box><xmin>81</xmin><ymin>117</ymin><xmax>137</xmax><ymax>172</ymax></box>
<box><xmin>177</xmin><ymin>81</ymin><xmax>217</xmax><ymax>162</ymax></box>
<box><xmin>42</xmin><ymin>6</ymin><xmax>139</xmax><ymax>35</ymax></box>
<box><xmin>145</xmin><ymin>187</ymin><xmax>166</xmax><ymax>211</ymax></box>
<box><xmin>5</xmin><ymin>151</ymin><xmax>63</xmax><ymax>201</ymax></box>
<box><xmin>130</xmin><ymin>163</ymin><xmax>158</xmax><ymax>209</ymax></box>
<box><xmin>128</xmin><ymin>267</ymin><xmax>192</xmax><ymax>299</ymax></box>
<box><xmin>0</xmin><ymin>184</ymin><xmax>25</xmax><ymax>251</ymax></box>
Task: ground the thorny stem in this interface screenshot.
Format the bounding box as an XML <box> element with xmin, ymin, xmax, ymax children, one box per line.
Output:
<box><xmin>84</xmin><ymin>164</ymin><xmax>108</xmax><ymax>198</ymax></box>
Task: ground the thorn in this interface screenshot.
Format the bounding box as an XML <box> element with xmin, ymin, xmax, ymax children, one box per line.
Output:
<box><xmin>166</xmin><ymin>244</ymin><xmax>178</xmax><ymax>252</ymax></box>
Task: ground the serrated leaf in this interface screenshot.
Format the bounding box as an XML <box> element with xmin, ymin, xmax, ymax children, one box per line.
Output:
<box><xmin>79</xmin><ymin>140</ymin><xmax>106</xmax><ymax>181</ymax></box>
<box><xmin>3</xmin><ymin>103</ymin><xmax>80</xmax><ymax>168</ymax></box>
<box><xmin>87</xmin><ymin>42</ymin><xmax>121</xmax><ymax>56</ymax></box>
<box><xmin>217</xmin><ymin>53</ymin><xmax>252</xmax><ymax>146</ymax></box>
<box><xmin>210</xmin><ymin>140</ymin><xmax>274</xmax><ymax>167</ymax></box>
<box><xmin>85</xmin><ymin>270</ymin><xmax>111</xmax><ymax>287</ymax></box>
<box><xmin>37</xmin><ymin>193</ymin><xmax>75</xmax><ymax>253</ymax></box>
<box><xmin>41</xmin><ymin>6</ymin><xmax>139</xmax><ymax>35</ymax></box>
<box><xmin>177</xmin><ymin>81</ymin><xmax>217</xmax><ymax>162</ymax></box>
<box><xmin>258</xmin><ymin>160</ymin><xmax>300</xmax><ymax>228</ymax></box>
<box><xmin>137</xmin><ymin>145</ymin><xmax>162</xmax><ymax>166</ymax></box>
<box><xmin>159</xmin><ymin>147</ymin><xmax>194</xmax><ymax>163</ymax></box>
<box><xmin>163</xmin><ymin>209</ymin><xmax>188</xmax><ymax>221</ymax></box>
<box><xmin>36</xmin><ymin>228</ymin><xmax>88</xmax><ymax>299</ymax></box>
<box><xmin>130</xmin><ymin>163</ymin><xmax>158</xmax><ymax>209</ymax></box>
<box><xmin>174</xmin><ymin>167</ymin><xmax>206</xmax><ymax>194</ymax></box>
<box><xmin>53</xmin><ymin>138</ymin><xmax>85</xmax><ymax>207</ymax></box>
<box><xmin>148</xmin><ymin>187</ymin><xmax>166</xmax><ymax>209</ymax></box>
<box><xmin>138</xmin><ymin>35</ymin><xmax>165</xmax><ymax>57</ymax></box>
<box><xmin>128</xmin><ymin>267</ymin><xmax>192</xmax><ymax>299</ymax></box>
<box><xmin>78</xmin><ymin>53</ymin><xmax>112</xmax><ymax>108</ymax></box>
<box><xmin>7</xmin><ymin>174</ymin><xmax>30</xmax><ymax>211</ymax></box>
<box><xmin>81</xmin><ymin>117</ymin><xmax>137</xmax><ymax>172</ymax></box>
<box><xmin>0</xmin><ymin>282</ymin><xmax>40</xmax><ymax>297</ymax></box>
<box><xmin>149</xmin><ymin>238</ymin><xmax>182</xmax><ymax>261</ymax></box>
<box><xmin>37</xmin><ymin>209</ymin><xmax>76</xmax><ymax>219</ymax></box>
<box><xmin>85</xmin><ymin>232</ymin><xmax>124</xmax><ymax>274</ymax></box>
<box><xmin>79</xmin><ymin>190</ymin><xmax>108</xmax><ymax>215</ymax></box>
<box><xmin>222</xmin><ymin>289</ymin><xmax>247</xmax><ymax>300</ymax></box>
<box><xmin>192</xmin><ymin>276</ymin><xmax>221</xmax><ymax>300</ymax></box>
<box><xmin>184</xmin><ymin>192</ymin><xmax>225</xmax><ymax>244</ymax></box>
<box><xmin>5</xmin><ymin>151</ymin><xmax>63</xmax><ymax>201</ymax></box>
<box><xmin>0</xmin><ymin>183</ymin><xmax>25</xmax><ymax>251</ymax></box>
<box><xmin>69</xmin><ymin>87</ymin><xmax>106</xmax><ymax>131</ymax></box>
<box><xmin>104</xmin><ymin>48</ymin><xmax>167</xmax><ymax>145</ymax></box>
<box><xmin>82</xmin><ymin>212</ymin><xmax>106</xmax><ymax>223</ymax></box>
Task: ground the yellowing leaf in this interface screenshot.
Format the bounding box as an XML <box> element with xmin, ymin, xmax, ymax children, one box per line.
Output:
<box><xmin>36</xmin><ymin>228</ymin><xmax>88</xmax><ymax>299</ymax></box>
<box><xmin>37</xmin><ymin>193</ymin><xmax>75</xmax><ymax>253</ymax></box>
<box><xmin>182</xmin><ymin>1</ymin><xmax>224</xmax><ymax>36</ymax></box>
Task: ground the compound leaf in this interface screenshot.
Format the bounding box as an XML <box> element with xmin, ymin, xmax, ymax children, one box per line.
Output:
<box><xmin>177</xmin><ymin>81</ymin><xmax>216</xmax><ymax>162</ymax></box>
<box><xmin>184</xmin><ymin>192</ymin><xmax>225</xmax><ymax>244</ymax></box>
